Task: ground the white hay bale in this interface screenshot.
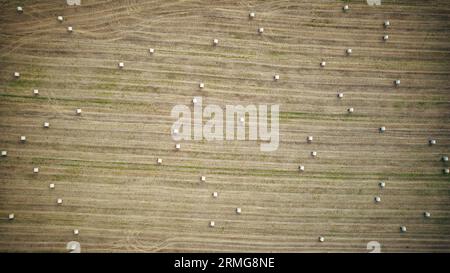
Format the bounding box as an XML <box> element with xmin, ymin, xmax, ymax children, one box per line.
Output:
<box><xmin>337</xmin><ymin>93</ymin><xmax>344</xmax><ymax>98</ymax></box>
<box><xmin>67</xmin><ymin>26</ymin><xmax>73</xmax><ymax>32</ymax></box>
<box><xmin>149</xmin><ymin>48</ymin><xmax>155</xmax><ymax>54</ymax></box>
<box><xmin>175</xmin><ymin>143</ymin><xmax>181</xmax><ymax>150</ymax></box>
<box><xmin>9</xmin><ymin>213</ymin><xmax>15</xmax><ymax>220</ymax></box>
<box><xmin>394</xmin><ymin>79</ymin><xmax>401</xmax><ymax>86</ymax></box>
<box><xmin>444</xmin><ymin>168</ymin><xmax>449</xmax><ymax>174</ymax></box>
<box><xmin>213</xmin><ymin>39</ymin><xmax>219</xmax><ymax>46</ymax></box>
<box><xmin>320</xmin><ymin>61</ymin><xmax>326</xmax><ymax>67</ymax></box>
<box><xmin>20</xmin><ymin>135</ymin><xmax>26</xmax><ymax>142</ymax></box>
<box><xmin>318</xmin><ymin>236</ymin><xmax>325</xmax><ymax>242</ymax></box>
<box><xmin>118</xmin><ymin>62</ymin><xmax>124</xmax><ymax>68</ymax></box>
<box><xmin>400</xmin><ymin>226</ymin><xmax>407</xmax><ymax>233</ymax></box>
<box><xmin>384</xmin><ymin>20</ymin><xmax>390</xmax><ymax>28</ymax></box>
<box><xmin>347</xmin><ymin>107</ymin><xmax>354</xmax><ymax>113</ymax></box>
<box><xmin>249</xmin><ymin>12</ymin><xmax>255</xmax><ymax>19</ymax></box>
<box><xmin>17</xmin><ymin>6</ymin><xmax>23</xmax><ymax>13</ymax></box>
<box><xmin>33</xmin><ymin>167</ymin><xmax>39</xmax><ymax>173</ymax></box>
<box><xmin>173</xmin><ymin>128</ymin><xmax>179</xmax><ymax>135</ymax></box>
<box><xmin>33</xmin><ymin>89</ymin><xmax>39</xmax><ymax>95</ymax></box>
<box><xmin>343</xmin><ymin>5</ymin><xmax>349</xmax><ymax>12</ymax></box>
<box><xmin>442</xmin><ymin>156</ymin><xmax>449</xmax><ymax>162</ymax></box>
<box><xmin>73</xmin><ymin>229</ymin><xmax>79</xmax><ymax>235</ymax></box>
<box><xmin>379</xmin><ymin>181</ymin><xmax>386</xmax><ymax>188</ymax></box>
<box><xmin>383</xmin><ymin>35</ymin><xmax>389</xmax><ymax>41</ymax></box>
<box><xmin>379</xmin><ymin>126</ymin><xmax>386</xmax><ymax>133</ymax></box>
<box><xmin>212</xmin><ymin>192</ymin><xmax>218</xmax><ymax>198</ymax></box>
<box><xmin>200</xmin><ymin>176</ymin><xmax>206</xmax><ymax>182</ymax></box>
<box><xmin>156</xmin><ymin>158</ymin><xmax>162</xmax><ymax>165</ymax></box>
<box><xmin>209</xmin><ymin>221</ymin><xmax>215</xmax><ymax>227</ymax></box>
<box><xmin>199</xmin><ymin>82</ymin><xmax>205</xmax><ymax>89</ymax></box>
<box><xmin>57</xmin><ymin>16</ymin><xmax>64</xmax><ymax>22</ymax></box>
<box><xmin>298</xmin><ymin>165</ymin><xmax>305</xmax><ymax>172</ymax></box>
<box><xmin>192</xmin><ymin>98</ymin><xmax>198</xmax><ymax>105</ymax></box>
<box><xmin>258</xmin><ymin>27</ymin><xmax>264</xmax><ymax>34</ymax></box>
<box><xmin>43</xmin><ymin>122</ymin><xmax>50</xmax><ymax>128</ymax></box>
<box><xmin>57</xmin><ymin>198</ymin><xmax>63</xmax><ymax>205</ymax></box>
<box><xmin>236</xmin><ymin>207</ymin><xmax>242</xmax><ymax>214</ymax></box>
<box><xmin>1</xmin><ymin>151</ymin><xmax>7</xmax><ymax>157</ymax></box>
<box><xmin>14</xmin><ymin>72</ymin><xmax>20</xmax><ymax>78</ymax></box>
<box><xmin>374</xmin><ymin>196</ymin><xmax>381</xmax><ymax>203</ymax></box>
<box><xmin>346</xmin><ymin>48</ymin><xmax>352</xmax><ymax>55</ymax></box>
<box><xmin>307</xmin><ymin>136</ymin><xmax>313</xmax><ymax>143</ymax></box>
<box><xmin>311</xmin><ymin>151</ymin><xmax>317</xmax><ymax>157</ymax></box>
<box><xmin>49</xmin><ymin>183</ymin><xmax>55</xmax><ymax>189</ymax></box>
<box><xmin>429</xmin><ymin>139</ymin><xmax>436</xmax><ymax>145</ymax></box>
<box><xmin>274</xmin><ymin>74</ymin><xmax>280</xmax><ymax>81</ymax></box>
<box><xmin>424</xmin><ymin>211</ymin><xmax>431</xmax><ymax>218</ymax></box>
<box><xmin>239</xmin><ymin>117</ymin><xmax>245</xmax><ymax>124</ymax></box>
<box><xmin>76</xmin><ymin>108</ymin><xmax>82</xmax><ymax>115</ymax></box>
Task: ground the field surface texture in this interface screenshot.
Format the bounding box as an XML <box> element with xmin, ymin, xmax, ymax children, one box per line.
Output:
<box><xmin>0</xmin><ymin>0</ymin><xmax>449</xmax><ymax>252</ymax></box>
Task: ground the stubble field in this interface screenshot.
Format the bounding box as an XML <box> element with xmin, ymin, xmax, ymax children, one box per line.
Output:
<box><xmin>0</xmin><ymin>0</ymin><xmax>449</xmax><ymax>252</ymax></box>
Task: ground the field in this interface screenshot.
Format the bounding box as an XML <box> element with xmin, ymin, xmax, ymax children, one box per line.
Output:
<box><xmin>0</xmin><ymin>0</ymin><xmax>449</xmax><ymax>252</ymax></box>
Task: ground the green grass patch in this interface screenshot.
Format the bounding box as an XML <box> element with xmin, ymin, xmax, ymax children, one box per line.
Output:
<box><xmin>280</xmin><ymin>111</ymin><xmax>366</xmax><ymax>122</ymax></box>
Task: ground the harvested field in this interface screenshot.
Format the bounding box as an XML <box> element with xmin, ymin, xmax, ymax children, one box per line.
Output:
<box><xmin>0</xmin><ymin>0</ymin><xmax>449</xmax><ymax>252</ymax></box>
